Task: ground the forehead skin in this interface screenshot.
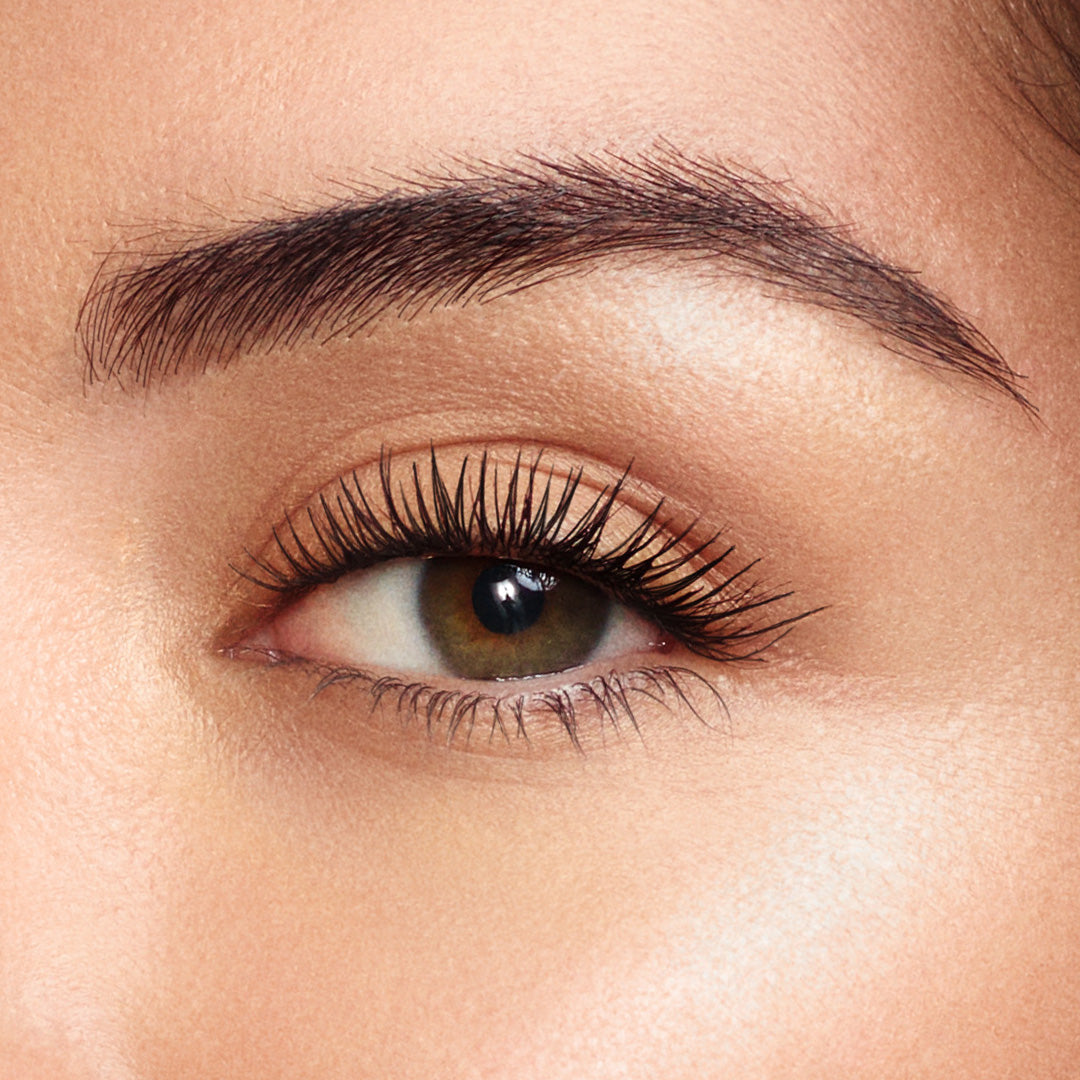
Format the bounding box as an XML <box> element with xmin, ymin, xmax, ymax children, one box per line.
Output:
<box><xmin>2</xmin><ymin>2</ymin><xmax>1080</xmax><ymax>1079</ymax></box>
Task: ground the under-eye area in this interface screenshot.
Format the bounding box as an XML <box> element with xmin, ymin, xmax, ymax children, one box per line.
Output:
<box><xmin>223</xmin><ymin>444</ymin><xmax>818</xmax><ymax>749</ymax></box>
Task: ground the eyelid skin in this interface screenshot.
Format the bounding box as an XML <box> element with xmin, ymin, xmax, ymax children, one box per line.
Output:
<box><xmin>222</xmin><ymin>443</ymin><xmax>819</xmax><ymax>751</ymax></box>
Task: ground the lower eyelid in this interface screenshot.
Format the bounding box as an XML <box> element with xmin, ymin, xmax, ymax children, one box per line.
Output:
<box><xmin>293</xmin><ymin>658</ymin><xmax>727</xmax><ymax>753</ymax></box>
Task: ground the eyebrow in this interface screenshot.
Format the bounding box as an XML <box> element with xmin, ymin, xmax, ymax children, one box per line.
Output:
<box><xmin>79</xmin><ymin>149</ymin><xmax>1030</xmax><ymax>409</ymax></box>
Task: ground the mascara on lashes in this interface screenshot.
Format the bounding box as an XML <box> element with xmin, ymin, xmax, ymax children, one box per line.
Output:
<box><xmin>234</xmin><ymin>446</ymin><xmax>815</xmax><ymax>665</ymax></box>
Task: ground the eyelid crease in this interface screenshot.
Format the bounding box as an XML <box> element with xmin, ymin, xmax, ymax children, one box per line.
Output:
<box><xmin>229</xmin><ymin>444</ymin><xmax>821</xmax><ymax>665</ymax></box>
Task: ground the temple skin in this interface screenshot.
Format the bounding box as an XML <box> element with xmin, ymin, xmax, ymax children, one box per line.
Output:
<box><xmin>2</xmin><ymin>1</ymin><xmax>1080</xmax><ymax>1078</ymax></box>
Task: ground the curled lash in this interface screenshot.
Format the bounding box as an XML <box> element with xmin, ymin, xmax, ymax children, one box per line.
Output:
<box><xmin>238</xmin><ymin>447</ymin><xmax>817</xmax><ymax>662</ymax></box>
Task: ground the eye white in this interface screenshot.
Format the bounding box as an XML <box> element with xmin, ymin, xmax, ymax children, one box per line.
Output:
<box><xmin>258</xmin><ymin>558</ymin><xmax>662</xmax><ymax>680</ymax></box>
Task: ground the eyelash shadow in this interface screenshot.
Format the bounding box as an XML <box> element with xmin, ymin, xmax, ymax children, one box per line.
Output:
<box><xmin>235</xmin><ymin>445</ymin><xmax>817</xmax><ymax>665</ymax></box>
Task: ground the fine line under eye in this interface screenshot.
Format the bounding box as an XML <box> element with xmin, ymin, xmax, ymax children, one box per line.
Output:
<box><xmin>233</xmin><ymin>445</ymin><xmax>818</xmax><ymax>665</ymax></box>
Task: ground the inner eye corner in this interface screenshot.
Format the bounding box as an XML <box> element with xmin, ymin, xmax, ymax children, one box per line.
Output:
<box><xmin>217</xmin><ymin>549</ymin><xmax>324</xmax><ymax>652</ymax></box>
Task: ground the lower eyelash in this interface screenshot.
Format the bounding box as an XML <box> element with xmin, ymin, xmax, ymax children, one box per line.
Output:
<box><xmin>301</xmin><ymin>661</ymin><xmax>730</xmax><ymax>751</ymax></box>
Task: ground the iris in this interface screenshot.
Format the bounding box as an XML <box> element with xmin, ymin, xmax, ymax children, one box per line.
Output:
<box><xmin>420</xmin><ymin>558</ymin><xmax>611</xmax><ymax>679</ymax></box>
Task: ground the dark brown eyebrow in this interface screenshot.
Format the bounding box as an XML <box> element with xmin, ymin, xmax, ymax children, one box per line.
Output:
<box><xmin>79</xmin><ymin>148</ymin><xmax>1030</xmax><ymax>409</ymax></box>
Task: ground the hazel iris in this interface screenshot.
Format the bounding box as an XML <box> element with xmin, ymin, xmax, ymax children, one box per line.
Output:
<box><xmin>419</xmin><ymin>557</ymin><xmax>611</xmax><ymax>679</ymax></box>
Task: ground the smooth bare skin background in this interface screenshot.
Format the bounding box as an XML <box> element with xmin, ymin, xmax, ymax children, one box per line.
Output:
<box><xmin>3</xmin><ymin>1</ymin><xmax>1080</xmax><ymax>1077</ymax></box>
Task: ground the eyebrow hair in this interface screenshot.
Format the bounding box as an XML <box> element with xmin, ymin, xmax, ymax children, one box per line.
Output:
<box><xmin>79</xmin><ymin>148</ymin><xmax>1030</xmax><ymax>409</ymax></box>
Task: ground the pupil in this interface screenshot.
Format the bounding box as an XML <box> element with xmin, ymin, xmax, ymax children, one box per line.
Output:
<box><xmin>471</xmin><ymin>563</ymin><xmax>547</xmax><ymax>635</ymax></box>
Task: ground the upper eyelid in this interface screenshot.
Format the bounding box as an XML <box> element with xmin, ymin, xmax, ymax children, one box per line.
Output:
<box><xmin>237</xmin><ymin>445</ymin><xmax>680</xmax><ymax>593</ymax></box>
<box><xmin>229</xmin><ymin>444</ymin><xmax>820</xmax><ymax>664</ymax></box>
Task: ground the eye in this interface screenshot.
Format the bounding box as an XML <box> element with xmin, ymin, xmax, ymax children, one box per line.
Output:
<box><xmin>249</xmin><ymin>555</ymin><xmax>665</xmax><ymax>682</ymax></box>
<box><xmin>227</xmin><ymin>444</ymin><xmax>815</xmax><ymax>748</ymax></box>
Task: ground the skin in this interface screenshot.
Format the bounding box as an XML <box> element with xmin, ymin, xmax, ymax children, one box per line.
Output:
<box><xmin>2</xmin><ymin>1</ymin><xmax>1080</xmax><ymax>1077</ymax></box>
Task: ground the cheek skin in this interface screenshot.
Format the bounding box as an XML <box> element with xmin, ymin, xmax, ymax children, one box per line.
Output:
<box><xmin>122</xmin><ymin>691</ymin><xmax>1080</xmax><ymax>1079</ymax></box>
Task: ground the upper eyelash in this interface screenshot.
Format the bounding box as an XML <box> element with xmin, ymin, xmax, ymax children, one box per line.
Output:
<box><xmin>235</xmin><ymin>446</ymin><xmax>816</xmax><ymax>662</ymax></box>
